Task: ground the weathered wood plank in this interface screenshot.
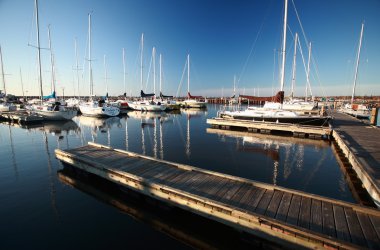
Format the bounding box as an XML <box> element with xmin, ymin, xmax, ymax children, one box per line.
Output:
<box><xmin>298</xmin><ymin>197</ymin><xmax>311</xmax><ymax>229</ymax></box>
<box><xmin>275</xmin><ymin>192</ymin><xmax>292</xmax><ymax>222</ymax></box>
<box><xmin>286</xmin><ymin>195</ymin><xmax>301</xmax><ymax>226</ymax></box>
<box><xmin>265</xmin><ymin>190</ymin><xmax>283</xmax><ymax>218</ymax></box>
<box><xmin>255</xmin><ymin>189</ymin><xmax>274</xmax><ymax>215</ymax></box>
<box><xmin>242</xmin><ymin>187</ymin><xmax>265</xmax><ymax>212</ymax></box>
<box><xmin>369</xmin><ymin>215</ymin><xmax>380</xmax><ymax>240</ymax></box>
<box><xmin>345</xmin><ymin>207</ymin><xmax>367</xmax><ymax>246</ymax></box>
<box><xmin>333</xmin><ymin>205</ymin><xmax>351</xmax><ymax>242</ymax></box>
<box><xmin>357</xmin><ymin>212</ymin><xmax>380</xmax><ymax>249</ymax></box>
<box><xmin>224</xmin><ymin>183</ymin><xmax>255</xmax><ymax>208</ymax></box>
<box><xmin>127</xmin><ymin>161</ymin><xmax>163</xmax><ymax>176</ymax></box>
<box><xmin>217</xmin><ymin>181</ymin><xmax>244</xmax><ymax>204</ymax></box>
<box><xmin>322</xmin><ymin>201</ymin><xmax>336</xmax><ymax>238</ymax></box>
<box><xmin>310</xmin><ymin>199</ymin><xmax>323</xmax><ymax>233</ymax></box>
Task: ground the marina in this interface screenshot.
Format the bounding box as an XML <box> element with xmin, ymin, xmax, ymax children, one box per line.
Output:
<box><xmin>1</xmin><ymin>0</ymin><xmax>380</xmax><ymax>248</ymax></box>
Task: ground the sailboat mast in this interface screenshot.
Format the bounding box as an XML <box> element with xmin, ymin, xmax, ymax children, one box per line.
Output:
<box><xmin>0</xmin><ymin>46</ymin><xmax>5</xmax><ymax>96</ymax></box>
<box><xmin>104</xmin><ymin>54</ymin><xmax>108</xmax><ymax>96</ymax></box>
<box><xmin>88</xmin><ymin>13</ymin><xmax>93</xmax><ymax>97</ymax></box>
<box><xmin>20</xmin><ymin>68</ymin><xmax>25</xmax><ymax>100</ymax></box>
<box><xmin>187</xmin><ymin>54</ymin><xmax>190</xmax><ymax>95</ymax></box>
<box><xmin>159</xmin><ymin>53</ymin><xmax>163</xmax><ymax>94</ymax></box>
<box><xmin>47</xmin><ymin>25</ymin><xmax>55</xmax><ymax>94</ymax></box>
<box><xmin>291</xmin><ymin>33</ymin><xmax>298</xmax><ymax>99</ymax></box>
<box><xmin>35</xmin><ymin>0</ymin><xmax>43</xmax><ymax>101</ymax></box>
<box><xmin>123</xmin><ymin>48</ymin><xmax>126</xmax><ymax>96</ymax></box>
<box><xmin>233</xmin><ymin>75</ymin><xmax>236</xmax><ymax>97</ymax></box>
<box><xmin>74</xmin><ymin>38</ymin><xmax>80</xmax><ymax>99</ymax></box>
<box><xmin>279</xmin><ymin>0</ymin><xmax>288</xmax><ymax>92</ymax></box>
<box><xmin>153</xmin><ymin>47</ymin><xmax>156</xmax><ymax>96</ymax></box>
<box><xmin>305</xmin><ymin>42</ymin><xmax>312</xmax><ymax>101</ymax></box>
<box><xmin>351</xmin><ymin>22</ymin><xmax>364</xmax><ymax>105</ymax></box>
<box><xmin>140</xmin><ymin>33</ymin><xmax>144</xmax><ymax>91</ymax></box>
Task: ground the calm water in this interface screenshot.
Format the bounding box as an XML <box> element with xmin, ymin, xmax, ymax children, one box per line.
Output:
<box><xmin>1</xmin><ymin>104</ymin><xmax>355</xmax><ymax>249</ymax></box>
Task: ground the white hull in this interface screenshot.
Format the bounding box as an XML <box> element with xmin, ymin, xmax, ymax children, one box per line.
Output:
<box><xmin>128</xmin><ymin>101</ymin><xmax>166</xmax><ymax>111</ymax></box>
<box><xmin>79</xmin><ymin>102</ymin><xmax>120</xmax><ymax>117</ymax></box>
<box><xmin>180</xmin><ymin>99</ymin><xmax>207</xmax><ymax>108</ymax></box>
<box><xmin>34</xmin><ymin>109</ymin><xmax>77</xmax><ymax>120</ymax></box>
<box><xmin>0</xmin><ymin>103</ymin><xmax>17</xmax><ymax>112</ymax></box>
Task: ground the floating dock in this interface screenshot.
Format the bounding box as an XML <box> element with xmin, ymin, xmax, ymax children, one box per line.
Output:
<box><xmin>56</xmin><ymin>142</ymin><xmax>380</xmax><ymax>249</ymax></box>
<box><xmin>331</xmin><ymin>112</ymin><xmax>380</xmax><ymax>208</ymax></box>
<box><xmin>206</xmin><ymin>117</ymin><xmax>332</xmax><ymax>139</ymax></box>
<box><xmin>0</xmin><ymin>110</ymin><xmax>44</xmax><ymax>123</ymax></box>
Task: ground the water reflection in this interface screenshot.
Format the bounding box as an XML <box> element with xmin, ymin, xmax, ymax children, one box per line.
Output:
<box><xmin>207</xmin><ymin>128</ymin><xmax>329</xmax><ymax>186</ymax></box>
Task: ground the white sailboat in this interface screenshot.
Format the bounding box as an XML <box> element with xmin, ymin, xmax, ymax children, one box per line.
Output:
<box><xmin>30</xmin><ymin>0</ymin><xmax>77</xmax><ymax>120</ymax></box>
<box><xmin>339</xmin><ymin>22</ymin><xmax>370</xmax><ymax>119</ymax></box>
<box><xmin>79</xmin><ymin>13</ymin><xmax>120</xmax><ymax>117</ymax></box>
<box><xmin>128</xmin><ymin>36</ymin><xmax>165</xmax><ymax>112</ymax></box>
<box><xmin>218</xmin><ymin>0</ymin><xmax>329</xmax><ymax>126</ymax></box>
<box><xmin>113</xmin><ymin>48</ymin><xmax>130</xmax><ymax>113</ymax></box>
<box><xmin>181</xmin><ymin>54</ymin><xmax>206</xmax><ymax>109</ymax></box>
<box><xmin>0</xmin><ymin>45</ymin><xmax>17</xmax><ymax>112</ymax></box>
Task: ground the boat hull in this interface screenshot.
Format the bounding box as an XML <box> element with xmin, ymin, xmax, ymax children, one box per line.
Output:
<box><xmin>34</xmin><ymin>109</ymin><xmax>78</xmax><ymax>120</ymax></box>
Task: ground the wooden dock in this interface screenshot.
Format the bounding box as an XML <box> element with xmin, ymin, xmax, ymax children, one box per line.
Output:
<box><xmin>56</xmin><ymin>142</ymin><xmax>380</xmax><ymax>249</ymax></box>
<box><xmin>0</xmin><ymin>110</ymin><xmax>44</xmax><ymax>123</ymax></box>
<box><xmin>207</xmin><ymin>118</ymin><xmax>332</xmax><ymax>139</ymax></box>
<box><xmin>331</xmin><ymin>112</ymin><xmax>380</xmax><ymax>208</ymax></box>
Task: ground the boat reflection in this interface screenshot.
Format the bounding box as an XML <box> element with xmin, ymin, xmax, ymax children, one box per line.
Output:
<box><xmin>57</xmin><ymin>166</ymin><xmax>257</xmax><ymax>249</ymax></box>
<box><xmin>207</xmin><ymin>128</ymin><xmax>329</xmax><ymax>185</ymax></box>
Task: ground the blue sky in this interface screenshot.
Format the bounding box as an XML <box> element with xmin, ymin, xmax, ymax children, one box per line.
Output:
<box><xmin>0</xmin><ymin>0</ymin><xmax>379</xmax><ymax>97</ymax></box>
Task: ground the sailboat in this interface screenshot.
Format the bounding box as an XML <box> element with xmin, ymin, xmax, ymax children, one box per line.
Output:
<box><xmin>79</xmin><ymin>13</ymin><xmax>120</xmax><ymax>117</ymax></box>
<box><xmin>339</xmin><ymin>22</ymin><xmax>370</xmax><ymax>119</ymax></box>
<box><xmin>29</xmin><ymin>0</ymin><xmax>77</xmax><ymax>120</ymax></box>
<box><xmin>228</xmin><ymin>75</ymin><xmax>238</xmax><ymax>105</ymax></box>
<box><xmin>218</xmin><ymin>0</ymin><xmax>329</xmax><ymax>126</ymax></box>
<box><xmin>0</xmin><ymin>46</ymin><xmax>17</xmax><ymax>112</ymax></box>
<box><xmin>128</xmin><ymin>36</ymin><xmax>166</xmax><ymax>112</ymax></box>
<box><xmin>113</xmin><ymin>48</ymin><xmax>130</xmax><ymax>113</ymax></box>
<box><xmin>180</xmin><ymin>54</ymin><xmax>206</xmax><ymax>109</ymax></box>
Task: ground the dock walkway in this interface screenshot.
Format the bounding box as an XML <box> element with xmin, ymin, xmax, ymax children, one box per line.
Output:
<box><xmin>56</xmin><ymin>142</ymin><xmax>380</xmax><ymax>249</ymax></box>
<box><xmin>332</xmin><ymin>112</ymin><xmax>380</xmax><ymax>207</ymax></box>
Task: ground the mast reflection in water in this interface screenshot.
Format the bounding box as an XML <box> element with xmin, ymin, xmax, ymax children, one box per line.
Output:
<box><xmin>0</xmin><ymin>105</ymin><xmax>356</xmax><ymax>249</ymax></box>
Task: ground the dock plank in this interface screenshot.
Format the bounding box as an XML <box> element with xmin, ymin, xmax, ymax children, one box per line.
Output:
<box><xmin>298</xmin><ymin>197</ymin><xmax>311</xmax><ymax>229</ymax></box>
<box><xmin>275</xmin><ymin>192</ymin><xmax>292</xmax><ymax>222</ymax></box>
<box><xmin>357</xmin><ymin>213</ymin><xmax>380</xmax><ymax>249</ymax></box>
<box><xmin>264</xmin><ymin>190</ymin><xmax>283</xmax><ymax>218</ymax></box>
<box><xmin>286</xmin><ymin>195</ymin><xmax>301</xmax><ymax>226</ymax></box>
<box><xmin>242</xmin><ymin>187</ymin><xmax>265</xmax><ymax>212</ymax></box>
<box><xmin>322</xmin><ymin>201</ymin><xmax>336</xmax><ymax>238</ymax></box>
<box><xmin>255</xmin><ymin>189</ymin><xmax>274</xmax><ymax>215</ymax></box>
<box><xmin>345</xmin><ymin>208</ymin><xmax>367</xmax><ymax>246</ymax></box>
<box><xmin>333</xmin><ymin>205</ymin><xmax>351</xmax><ymax>242</ymax></box>
<box><xmin>310</xmin><ymin>199</ymin><xmax>323</xmax><ymax>233</ymax></box>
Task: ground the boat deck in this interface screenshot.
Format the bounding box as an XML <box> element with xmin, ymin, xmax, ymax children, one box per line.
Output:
<box><xmin>56</xmin><ymin>142</ymin><xmax>380</xmax><ymax>249</ymax></box>
<box><xmin>332</xmin><ymin>111</ymin><xmax>380</xmax><ymax>207</ymax></box>
<box><xmin>0</xmin><ymin>110</ymin><xmax>44</xmax><ymax>123</ymax></box>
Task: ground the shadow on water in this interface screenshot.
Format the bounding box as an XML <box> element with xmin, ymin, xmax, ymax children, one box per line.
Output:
<box><xmin>58</xmin><ymin>165</ymin><xmax>284</xmax><ymax>250</ymax></box>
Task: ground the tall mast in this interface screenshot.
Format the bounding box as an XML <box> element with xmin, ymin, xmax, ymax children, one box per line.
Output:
<box><xmin>279</xmin><ymin>0</ymin><xmax>288</xmax><ymax>92</ymax></box>
<box><xmin>47</xmin><ymin>25</ymin><xmax>55</xmax><ymax>94</ymax></box>
<box><xmin>351</xmin><ymin>22</ymin><xmax>364</xmax><ymax>105</ymax></box>
<box><xmin>290</xmin><ymin>33</ymin><xmax>298</xmax><ymax>99</ymax></box>
<box><xmin>159</xmin><ymin>53</ymin><xmax>162</xmax><ymax>94</ymax></box>
<box><xmin>233</xmin><ymin>75</ymin><xmax>236</xmax><ymax>97</ymax></box>
<box><xmin>305</xmin><ymin>42</ymin><xmax>312</xmax><ymax>101</ymax></box>
<box><xmin>152</xmin><ymin>47</ymin><xmax>156</xmax><ymax>96</ymax></box>
<box><xmin>122</xmin><ymin>48</ymin><xmax>126</xmax><ymax>96</ymax></box>
<box><xmin>104</xmin><ymin>54</ymin><xmax>108</xmax><ymax>97</ymax></box>
<box><xmin>20</xmin><ymin>68</ymin><xmax>25</xmax><ymax>100</ymax></box>
<box><xmin>88</xmin><ymin>13</ymin><xmax>93</xmax><ymax>97</ymax></box>
<box><xmin>140</xmin><ymin>33</ymin><xmax>144</xmax><ymax>91</ymax></box>
<box><xmin>187</xmin><ymin>54</ymin><xmax>190</xmax><ymax>94</ymax></box>
<box><xmin>74</xmin><ymin>38</ymin><xmax>80</xmax><ymax>99</ymax></box>
<box><xmin>35</xmin><ymin>0</ymin><xmax>43</xmax><ymax>100</ymax></box>
<box><xmin>0</xmin><ymin>46</ymin><xmax>5</xmax><ymax>96</ymax></box>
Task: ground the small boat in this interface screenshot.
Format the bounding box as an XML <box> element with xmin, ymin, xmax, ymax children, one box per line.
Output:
<box><xmin>29</xmin><ymin>1</ymin><xmax>77</xmax><ymax>120</ymax></box>
<box><xmin>78</xmin><ymin>13</ymin><xmax>119</xmax><ymax>117</ymax></box>
<box><xmin>180</xmin><ymin>54</ymin><xmax>206</xmax><ymax>109</ymax></box>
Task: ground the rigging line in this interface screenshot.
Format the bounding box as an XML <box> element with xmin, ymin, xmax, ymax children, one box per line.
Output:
<box><xmin>144</xmin><ymin>49</ymin><xmax>153</xmax><ymax>92</ymax></box>
<box><xmin>176</xmin><ymin>57</ymin><xmax>187</xmax><ymax>97</ymax></box>
<box><xmin>291</xmin><ymin>0</ymin><xmax>309</xmax><ymax>50</ymax></box>
<box><xmin>237</xmin><ymin>0</ymin><xmax>273</xmax><ymax>85</ymax></box>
